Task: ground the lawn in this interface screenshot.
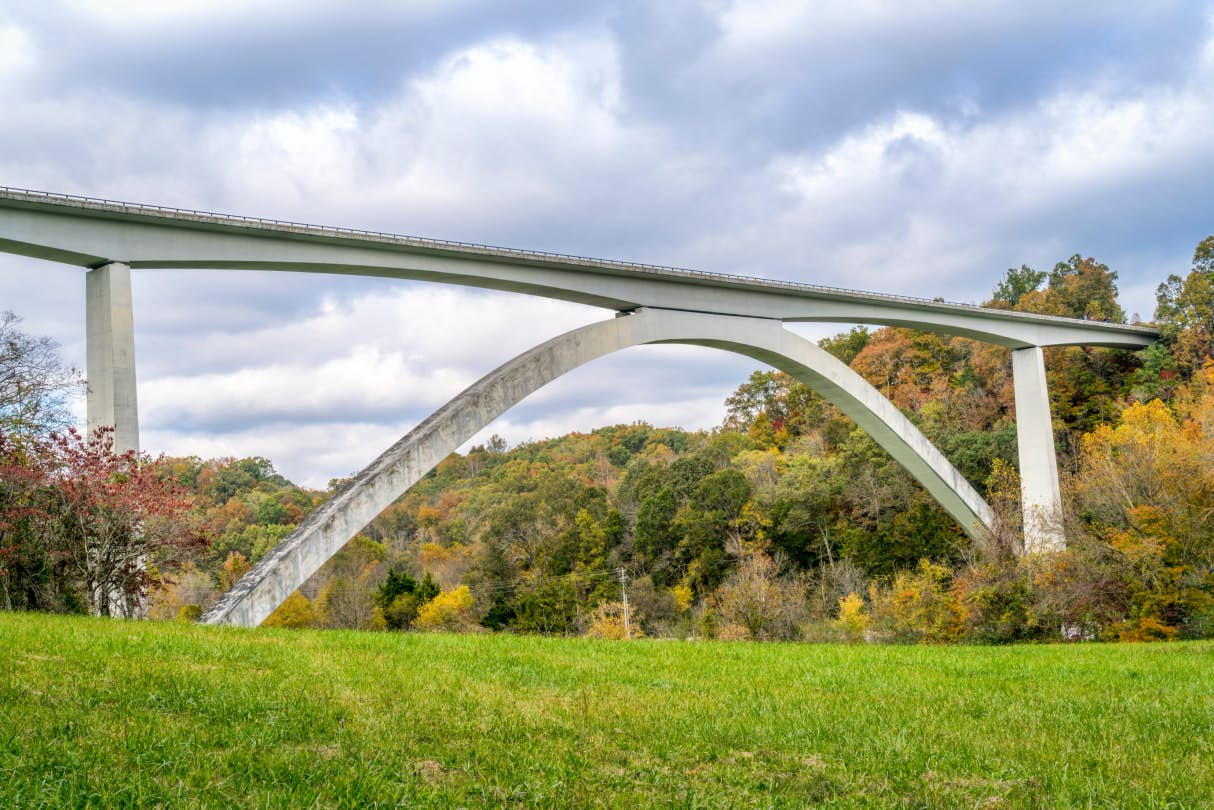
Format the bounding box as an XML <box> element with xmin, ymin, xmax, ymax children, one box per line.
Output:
<box><xmin>1</xmin><ymin>612</ymin><xmax>1211</xmax><ymax>808</ymax></box>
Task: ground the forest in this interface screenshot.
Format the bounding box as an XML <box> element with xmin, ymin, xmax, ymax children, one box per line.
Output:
<box><xmin>3</xmin><ymin>238</ymin><xmax>1214</xmax><ymax>644</ymax></box>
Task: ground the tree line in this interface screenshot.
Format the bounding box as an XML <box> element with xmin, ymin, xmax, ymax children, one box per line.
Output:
<box><xmin>2</xmin><ymin>237</ymin><xmax>1213</xmax><ymax>642</ymax></box>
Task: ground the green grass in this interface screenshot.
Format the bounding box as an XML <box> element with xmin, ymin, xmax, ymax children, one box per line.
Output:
<box><xmin>1</xmin><ymin>614</ymin><xmax>1212</xmax><ymax>808</ymax></box>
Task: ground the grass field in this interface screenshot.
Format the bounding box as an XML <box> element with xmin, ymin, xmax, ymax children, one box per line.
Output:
<box><xmin>1</xmin><ymin>614</ymin><xmax>1212</xmax><ymax>808</ymax></box>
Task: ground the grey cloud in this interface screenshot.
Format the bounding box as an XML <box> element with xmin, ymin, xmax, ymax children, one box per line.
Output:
<box><xmin>10</xmin><ymin>1</ymin><xmax>611</xmax><ymax>109</ymax></box>
<box><xmin>610</xmin><ymin>2</ymin><xmax>1211</xmax><ymax>154</ymax></box>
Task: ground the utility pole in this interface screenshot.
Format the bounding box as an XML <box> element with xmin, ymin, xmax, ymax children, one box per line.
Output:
<box><xmin>618</xmin><ymin>566</ymin><xmax>631</xmax><ymax>640</ymax></box>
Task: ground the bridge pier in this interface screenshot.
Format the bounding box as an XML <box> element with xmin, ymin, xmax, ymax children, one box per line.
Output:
<box><xmin>86</xmin><ymin>262</ymin><xmax>140</xmax><ymax>453</ymax></box>
<box><xmin>1012</xmin><ymin>346</ymin><xmax>1064</xmax><ymax>552</ymax></box>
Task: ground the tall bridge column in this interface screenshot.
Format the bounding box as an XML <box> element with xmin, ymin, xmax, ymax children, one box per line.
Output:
<box><xmin>1012</xmin><ymin>346</ymin><xmax>1064</xmax><ymax>552</ymax></box>
<box><xmin>86</xmin><ymin>262</ymin><xmax>139</xmax><ymax>453</ymax></box>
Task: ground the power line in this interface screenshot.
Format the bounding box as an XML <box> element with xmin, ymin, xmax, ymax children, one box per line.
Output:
<box><xmin>618</xmin><ymin>566</ymin><xmax>631</xmax><ymax>640</ymax></box>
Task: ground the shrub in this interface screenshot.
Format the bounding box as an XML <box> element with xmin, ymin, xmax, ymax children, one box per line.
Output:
<box><xmin>585</xmin><ymin>601</ymin><xmax>643</xmax><ymax>640</ymax></box>
<box><xmin>870</xmin><ymin>560</ymin><xmax>963</xmax><ymax>643</ymax></box>
<box><xmin>833</xmin><ymin>592</ymin><xmax>870</xmax><ymax>642</ymax></box>
<box><xmin>263</xmin><ymin>591</ymin><xmax>315</xmax><ymax>629</ymax></box>
<box><xmin>414</xmin><ymin>586</ymin><xmax>482</xmax><ymax>633</ymax></box>
<box><xmin>708</xmin><ymin>540</ymin><xmax>805</xmax><ymax>640</ymax></box>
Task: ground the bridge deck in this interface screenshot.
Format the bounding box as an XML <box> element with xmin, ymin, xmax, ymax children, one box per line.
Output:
<box><xmin>0</xmin><ymin>186</ymin><xmax>1159</xmax><ymax>349</ymax></box>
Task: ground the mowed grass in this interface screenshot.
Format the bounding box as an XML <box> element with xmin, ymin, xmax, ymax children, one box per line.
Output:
<box><xmin>1</xmin><ymin>614</ymin><xmax>1212</xmax><ymax>808</ymax></box>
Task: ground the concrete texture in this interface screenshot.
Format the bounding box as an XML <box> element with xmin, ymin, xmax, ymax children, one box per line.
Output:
<box><xmin>201</xmin><ymin>308</ymin><xmax>995</xmax><ymax>627</ymax></box>
<box><xmin>85</xmin><ymin>262</ymin><xmax>139</xmax><ymax>453</ymax></box>
<box><xmin>1013</xmin><ymin>346</ymin><xmax>1065</xmax><ymax>552</ymax></box>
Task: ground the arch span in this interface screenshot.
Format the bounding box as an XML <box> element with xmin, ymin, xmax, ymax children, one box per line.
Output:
<box><xmin>201</xmin><ymin>307</ymin><xmax>994</xmax><ymax>627</ymax></box>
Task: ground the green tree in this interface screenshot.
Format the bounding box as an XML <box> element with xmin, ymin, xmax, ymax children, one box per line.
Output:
<box><xmin>819</xmin><ymin>326</ymin><xmax>870</xmax><ymax>364</ymax></box>
<box><xmin>1154</xmin><ymin>235</ymin><xmax>1214</xmax><ymax>374</ymax></box>
<box><xmin>990</xmin><ymin>265</ymin><xmax>1046</xmax><ymax>307</ymax></box>
<box><xmin>672</xmin><ymin>469</ymin><xmax>752</xmax><ymax>596</ymax></box>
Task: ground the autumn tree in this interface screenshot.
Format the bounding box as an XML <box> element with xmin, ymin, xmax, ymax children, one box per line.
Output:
<box><xmin>263</xmin><ymin>591</ymin><xmax>315</xmax><ymax>629</ymax></box>
<box><xmin>413</xmin><ymin>585</ymin><xmax>481</xmax><ymax>632</ymax></box>
<box><xmin>1070</xmin><ymin>391</ymin><xmax>1214</xmax><ymax>638</ymax></box>
<box><xmin>1154</xmin><ymin>235</ymin><xmax>1214</xmax><ymax>375</ymax></box>
<box><xmin>374</xmin><ymin>568</ymin><xmax>440</xmax><ymax>630</ymax></box>
<box><xmin>869</xmin><ymin>560</ymin><xmax>963</xmax><ymax>643</ymax></box>
<box><xmin>1015</xmin><ymin>255</ymin><xmax>1125</xmax><ymax>322</ymax></box>
<box><xmin>585</xmin><ymin>600</ymin><xmax>643</xmax><ymax>639</ymax></box>
<box><xmin>708</xmin><ymin>538</ymin><xmax>805</xmax><ymax>640</ymax></box>
<box><xmin>0</xmin><ymin>427</ymin><xmax>206</xmax><ymax>616</ymax></box>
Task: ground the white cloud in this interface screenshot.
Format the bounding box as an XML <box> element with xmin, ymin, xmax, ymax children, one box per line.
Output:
<box><xmin>703</xmin><ymin>67</ymin><xmax>1214</xmax><ymax>312</ymax></box>
<box><xmin>0</xmin><ymin>24</ymin><xmax>35</xmax><ymax>80</ymax></box>
<box><xmin>2</xmin><ymin>3</ymin><xmax>1213</xmax><ymax>488</ymax></box>
<box><xmin>143</xmin><ymin>342</ymin><xmax>746</xmax><ymax>489</ymax></box>
<box><xmin>137</xmin><ymin>285</ymin><xmax>600</xmax><ymax>430</ymax></box>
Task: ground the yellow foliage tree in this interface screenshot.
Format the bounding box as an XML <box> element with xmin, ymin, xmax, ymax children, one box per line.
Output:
<box><xmin>585</xmin><ymin>601</ymin><xmax>644</xmax><ymax>640</ymax></box>
<box><xmin>671</xmin><ymin>584</ymin><xmax>694</xmax><ymax>612</ymax></box>
<box><xmin>262</xmin><ymin>591</ymin><xmax>315</xmax><ymax>629</ymax></box>
<box><xmin>833</xmin><ymin>592</ymin><xmax>870</xmax><ymax>643</ymax></box>
<box><xmin>869</xmin><ymin>560</ymin><xmax>963</xmax><ymax>643</ymax></box>
<box><xmin>413</xmin><ymin>585</ymin><xmax>482</xmax><ymax>633</ymax></box>
<box><xmin>1073</xmin><ymin>396</ymin><xmax>1214</xmax><ymax>636</ymax></box>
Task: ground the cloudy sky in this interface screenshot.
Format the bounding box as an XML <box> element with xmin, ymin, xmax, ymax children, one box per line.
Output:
<box><xmin>1</xmin><ymin>1</ymin><xmax>1212</xmax><ymax>487</ymax></box>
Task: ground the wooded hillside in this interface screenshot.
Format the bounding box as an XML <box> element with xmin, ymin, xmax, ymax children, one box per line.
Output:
<box><xmin>5</xmin><ymin>239</ymin><xmax>1214</xmax><ymax>643</ymax></box>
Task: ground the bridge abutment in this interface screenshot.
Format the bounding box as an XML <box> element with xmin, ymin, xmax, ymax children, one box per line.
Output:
<box><xmin>86</xmin><ymin>261</ymin><xmax>140</xmax><ymax>453</ymax></box>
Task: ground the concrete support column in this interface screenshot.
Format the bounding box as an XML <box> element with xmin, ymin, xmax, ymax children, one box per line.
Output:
<box><xmin>86</xmin><ymin>262</ymin><xmax>139</xmax><ymax>453</ymax></box>
<box><xmin>1012</xmin><ymin>346</ymin><xmax>1064</xmax><ymax>552</ymax></box>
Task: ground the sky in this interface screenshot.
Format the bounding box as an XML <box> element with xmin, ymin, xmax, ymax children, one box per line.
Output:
<box><xmin>1</xmin><ymin>1</ymin><xmax>1212</xmax><ymax>488</ymax></box>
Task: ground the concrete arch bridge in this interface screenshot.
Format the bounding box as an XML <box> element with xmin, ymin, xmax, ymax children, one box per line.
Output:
<box><xmin>0</xmin><ymin>188</ymin><xmax>1157</xmax><ymax>627</ymax></box>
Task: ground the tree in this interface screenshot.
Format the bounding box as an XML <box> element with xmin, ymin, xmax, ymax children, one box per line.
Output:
<box><xmin>634</xmin><ymin>485</ymin><xmax>677</xmax><ymax>560</ymax></box>
<box><xmin>219</xmin><ymin>551</ymin><xmax>250</xmax><ymax>590</ymax></box>
<box><xmin>585</xmin><ymin>600</ymin><xmax>643</xmax><ymax>639</ymax></box>
<box><xmin>869</xmin><ymin>560</ymin><xmax>963</xmax><ymax>643</ymax></box>
<box><xmin>1070</xmin><ymin>393</ymin><xmax>1214</xmax><ymax>637</ymax></box>
<box><xmin>1194</xmin><ymin>235</ymin><xmax>1214</xmax><ymax>275</ymax></box>
<box><xmin>708</xmin><ymin>539</ymin><xmax>805</xmax><ymax>640</ymax></box>
<box><xmin>1015</xmin><ymin>255</ymin><xmax>1124</xmax><ymax>322</ymax></box>
<box><xmin>0</xmin><ymin>311</ymin><xmax>80</xmax><ymax>438</ymax></box>
<box><xmin>723</xmin><ymin>370</ymin><xmax>819</xmax><ymax>441</ymax></box>
<box><xmin>263</xmin><ymin>591</ymin><xmax>315</xmax><ymax>629</ymax></box>
<box><xmin>819</xmin><ymin>326</ymin><xmax>870</xmax><ymax>365</ymax></box>
<box><xmin>413</xmin><ymin>585</ymin><xmax>481</xmax><ymax>632</ymax></box>
<box><xmin>1154</xmin><ymin>235</ymin><xmax>1214</xmax><ymax>374</ymax></box>
<box><xmin>0</xmin><ymin>427</ymin><xmax>206</xmax><ymax>616</ymax></box>
<box><xmin>990</xmin><ymin>265</ymin><xmax>1046</xmax><ymax>308</ymax></box>
<box><xmin>833</xmin><ymin>592</ymin><xmax>870</xmax><ymax>642</ymax></box>
<box><xmin>373</xmin><ymin>567</ymin><xmax>442</xmax><ymax>630</ymax></box>
<box><xmin>673</xmin><ymin>469</ymin><xmax>752</xmax><ymax>596</ymax></box>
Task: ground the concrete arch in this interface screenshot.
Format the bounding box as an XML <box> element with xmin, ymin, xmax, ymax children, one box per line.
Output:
<box><xmin>201</xmin><ymin>307</ymin><xmax>994</xmax><ymax>627</ymax></box>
